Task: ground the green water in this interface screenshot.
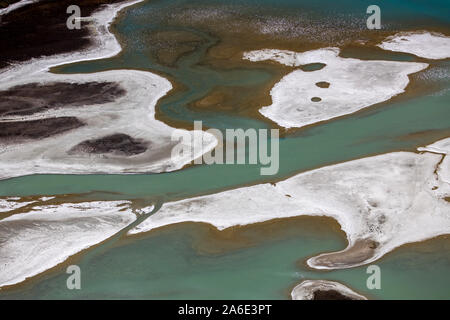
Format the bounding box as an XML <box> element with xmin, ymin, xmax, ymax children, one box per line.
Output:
<box><xmin>2</xmin><ymin>90</ymin><xmax>449</xmax><ymax>201</ymax></box>
<box><xmin>0</xmin><ymin>0</ymin><xmax>449</xmax><ymax>299</ymax></box>
<box><xmin>0</xmin><ymin>220</ymin><xmax>346</xmax><ymax>299</ymax></box>
<box><xmin>1</xmin><ymin>220</ymin><xmax>448</xmax><ymax>299</ymax></box>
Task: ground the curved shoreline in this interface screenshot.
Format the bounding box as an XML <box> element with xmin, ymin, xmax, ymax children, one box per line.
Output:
<box><xmin>128</xmin><ymin>138</ymin><xmax>450</xmax><ymax>270</ymax></box>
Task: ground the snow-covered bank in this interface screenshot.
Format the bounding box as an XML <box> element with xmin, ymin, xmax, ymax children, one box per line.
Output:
<box><xmin>378</xmin><ymin>32</ymin><xmax>450</xmax><ymax>60</ymax></box>
<box><xmin>0</xmin><ymin>0</ymin><xmax>217</xmax><ymax>179</ymax></box>
<box><xmin>0</xmin><ymin>69</ymin><xmax>217</xmax><ymax>179</ymax></box>
<box><xmin>243</xmin><ymin>48</ymin><xmax>427</xmax><ymax>128</ymax></box>
<box><xmin>291</xmin><ymin>280</ymin><xmax>367</xmax><ymax>300</ymax></box>
<box><xmin>128</xmin><ymin>139</ymin><xmax>450</xmax><ymax>270</ymax></box>
<box><xmin>0</xmin><ymin>201</ymin><xmax>136</xmax><ymax>288</ymax></box>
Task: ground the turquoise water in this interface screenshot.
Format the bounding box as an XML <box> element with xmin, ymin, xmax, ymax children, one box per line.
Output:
<box><xmin>0</xmin><ymin>0</ymin><xmax>449</xmax><ymax>299</ymax></box>
<box><xmin>0</xmin><ymin>219</ymin><xmax>346</xmax><ymax>299</ymax></box>
<box><xmin>1</xmin><ymin>220</ymin><xmax>448</xmax><ymax>299</ymax></box>
<box><xmin>2</xmin><ymin>89</ymin><xmax>449</xmax><ymax>201</ymax></box>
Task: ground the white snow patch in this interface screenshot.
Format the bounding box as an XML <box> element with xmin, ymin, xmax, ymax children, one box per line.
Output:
<box><xmin>0</xmin><ymin>201</ymin><xmax>136</xmax><ymax>287</ymax></box>
<box><xmin>243</xmin><ymin>48</ymin><xmax>427</xmax><ymax>128</ymax></box>
<box><xmin>378</xmin><ymin>32</ymin><xmax>450</xmax><ymax>60</ymax></box>
<box><xmin>128</xmin><ymin>140</ymin><xmax>450</xmax><ymax>269</ymax></box>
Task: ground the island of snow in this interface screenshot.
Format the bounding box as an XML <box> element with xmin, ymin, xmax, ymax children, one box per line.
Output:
<box><xmin>243</xmin><ymin>48</ymin><xmax>427</xmax><ymax>128</ymax></box>
<box><xmin>378</xmin><ymin>32</ymin><xmax>450</xmax><ymax>60</ymax></box>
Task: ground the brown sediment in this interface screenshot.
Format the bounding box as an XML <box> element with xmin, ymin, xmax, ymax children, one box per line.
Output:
<box><xmin>0</xmin><ymin>0</ymin><xmax>126</xmax><ymax>70</ymax></box>
<box><xmin>307</xmin><ymin>239</ymin><xmax>379</xmax><ymax>269</ymax></box>
<box><xmin>395</xmin><ymin>129</ymin><xmax>450</xmax><ymax>145</ymax></box>
<box><xmin>315</xmin><ymin>81</ymin><xmax>330</xmax><ymax>88</ymax></box>
<box><xmin>151</xmin><ymin>6</ymin><xmax>449</xmax><ymax>137</ymax></box>
<box><xmin>144</xmin><ymin>30</ymin><xmax>206</xmax><ymax>67</ymax></box>
<box><xmin>174</xmin><ymin>8</ymin><xmax>390</xmax><ymax>63</ymax></box>
<box><xmin>303</xmin><ymin>233</ymin><xmax>450</xmax><ymax>271</ymax></box>
<box><xmin>204</xmin><ymin>41</ymin><xmax>446</xmax><ymax>139</ymax></box>
<box><xmin>191</xmin><ymin>89</ymin><xmax>229</xmax><ymax>110</ymax></box>
<box><xmin>150</xmin><ymin>55</ymin><xmax>292</xmax><ymax>132</ymax></box>
<box><xmin>381</xmin><ymin>234</ymin><xmax>450</xmax><ymax>261</ymax></box>
<box><xmin>69</xmin><ymin>133</ymin><xmax>148</xmax><ymax>156</ymax></box>
<box><xmin>340</xmin><ymin>43</ymin><xmax>423</xmax><ymax>61</ymax></box>
<box><xmin>0</xmin><ymin>82</ymin><xmax>126</xmax><ymax>117</ymax></box>
<box><xmin>125</xmin><ymin>215</ymin><xmax>346</xmax><ymax>256</ymax></box>
<box><xmin>187</xmin><ymin>62</ymin><xmax>289</xmax><ymax>121</ymax></box>
<box><xmin>0</xmin><ymin>117</ymin><xmax>84</xmax><ymax>142</ymax></box>
<box><xmin>2</xmin><ymin>0</ymin><xmax>447</xmax><ymax>140</ymax></box>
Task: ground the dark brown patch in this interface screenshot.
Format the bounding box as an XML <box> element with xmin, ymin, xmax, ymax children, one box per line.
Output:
<box><xmin>368</xmin><ymin>240</ymin><xmax>379</xmax><ymax>249</ymax></box>
<box><xmin>70</xmin><ymin>133</ymin><xmax>148</xmax><ymax>156</ymax></box>
<box><xmin>0</xmin><ymin>0</ymin><xmax>124</xmax><ymax>69</ymax></box>
<box><xmin>315</xmin><ymin>81</ymin><xmax>330</xmax><ymax>88</ymax></box>
<box><xmin>0</xmin><ymin>117</ymin><xmax>84</xmax><ymax>142</ymax></box>
<box><xmin>0</xmin><ymin>82</ymin><xmax>126</xmax><ymax>117</ymax></box>
<box><xmin>313</xmin><ymin>289</ymin><xmax>354</xmax><ymax>300</ymax></box>
<box><xmin>311</xmin><ymin>97</ymin><xmax>321</xmax><ymax>102</ymax></box>
<box><xmin>145</xmin><ymin>30</ymin><xmax>205</xmax><ymax>67</ymax></box>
